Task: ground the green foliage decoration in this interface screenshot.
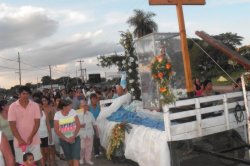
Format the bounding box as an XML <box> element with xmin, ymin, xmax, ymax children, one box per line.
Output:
<box><xmin>97</xmin><ymin>31</ymin><xmax>141</xmax><ymax>100</ymax></box>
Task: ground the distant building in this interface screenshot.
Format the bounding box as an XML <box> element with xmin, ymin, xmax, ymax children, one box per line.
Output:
<box><xmin>105</xmin><ymin>72</ymin><xmax>122</xmax><ymax>80</ymax></box>
<box><xmin>37</xmin><ymin>84</ymin><xmax>65</xmax><ymax>91</ymax></box>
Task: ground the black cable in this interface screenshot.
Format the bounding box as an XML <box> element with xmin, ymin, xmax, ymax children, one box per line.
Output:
<box><xmin>234</xmin><ymin>104</ymin><xmax>244</xmax><ymax>123</ymax></box>
<box><xmin>0</xmin><ymin>56</ymin><xmax>17</xmax><ymax>62</ymax></box>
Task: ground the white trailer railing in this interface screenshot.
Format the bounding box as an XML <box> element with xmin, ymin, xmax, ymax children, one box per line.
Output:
<box><xmin>164</xmin><ymin>91</ymin><xmax>249</xmax><ymax>141</ymax></box>
<box><xmin>100</xmin><ymin>91</ymin><xmax>249</xmax><ymax>142</ymax></box>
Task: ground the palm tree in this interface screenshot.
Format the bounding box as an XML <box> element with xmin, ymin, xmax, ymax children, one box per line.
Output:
<box><xmin>127</xmin><ymin>9</ymin><xmax>158</xmax><ymax>38</ymax></box>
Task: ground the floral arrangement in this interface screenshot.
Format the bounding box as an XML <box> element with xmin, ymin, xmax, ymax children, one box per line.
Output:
<box><xmin>151</xmin><ymin>54</ymin><xmax>175</xmax><ymax>104</ymax></box>
<box><xmin>106</xmin><ymin>122</ymin><xmax>132</xmax><ymax>160</ymax></box>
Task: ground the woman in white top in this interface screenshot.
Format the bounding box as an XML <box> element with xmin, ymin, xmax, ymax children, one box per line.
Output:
<box><xmin>35</xmin><ymin>99</ymin><xmax>52</xmax><ymax>166</ymax></box>
<box><xmin>0</xmin><ymin>131</ymin><xmax>15</xmax><ymax>166</ymax></box>
<box><xmin>0</xmin><ymin>100</ymin><xmax>15</xmax><ymax>155</ymax></box>
<box><xmin>77</xmin><ymin>100</ymin><xmax>98</xmax><ymax>165</ymax></box>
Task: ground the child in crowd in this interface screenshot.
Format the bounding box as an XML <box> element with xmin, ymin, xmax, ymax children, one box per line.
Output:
<box><xmin>77</xmin><ymin>100</ymin><xmax>99</xmax><ymax>165</ymax></box>
<box><xmin>89</xmin><ymin>93</ymin><xmax>101</xmax><ymax>158</ymax></box>
<box><xmin>20</xmin><ymin>152</ymin><xmax>36</xmax><ymax>166</ymax></box>
<box><xmin>233</xmin><ymin>77</ymin><xmax>242</xmax><ymax>91</ymax></box>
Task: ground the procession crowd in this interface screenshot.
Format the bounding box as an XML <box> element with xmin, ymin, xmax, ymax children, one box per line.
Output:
<box><xmin>0</xmin><ymin>85</ymin><xmax>125</xmax><ymax>166</ymax></box>
<box><xmin>0</xmin><ymin>76</ymin><xmax>242</xmax><ymax>166</ymax></box>
<box><xmin>193</xmin><ymin>77</ymin><xmax>242</xmax><ymax>97</ymax></box>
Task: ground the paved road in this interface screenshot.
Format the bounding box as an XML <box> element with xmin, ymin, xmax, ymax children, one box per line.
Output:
<box><xmin>182</xmin><ymin>153</ymin><xmax>249</xmax><ymax>166</ymax></box>
<box><xmin>56</xmin><ymin>155</ymin><xmax>137</xmax><ymax>166</ymax></box>
<box><xmin>55</xmin><ymin>153</ymin><xmax>249</xmax><ymax>166</ymax></box>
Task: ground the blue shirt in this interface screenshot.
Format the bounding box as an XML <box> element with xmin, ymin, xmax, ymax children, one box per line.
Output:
<box><xmin>89</xmin><ymin>104</ymin><xmax>100</xmax><ymax>120</ymax></box>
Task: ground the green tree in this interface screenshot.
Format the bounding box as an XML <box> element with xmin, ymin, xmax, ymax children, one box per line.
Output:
<box><xmin>189</xmin><ymin>32</ymin><xmax>244</xmax><ymax>79</ymax></box>
<box><xmin>97</xmin><ymin>53</ymin><xmax>126</xmax><ymax>71</ymax></box>
<box><xmin>127</xmin><ymin>9</ymin><xmax>158</xmax><ymax>38</ymax></box>
<box><xmin>239</xmin><ymin>45</ymin><xmax>250</xmax><ymax>60</ymax></box>
<box><xmin>214</xmin><ymin>32</ymin><xmax>243</xmax><ymax>50</ymax></box>
<box><xmin>54</xmin><ymin>76</ymin><xmax>82</xmax><ymax>90</ymax></box>
<box><xmin>25</xmin><ymin>82</ymin><xmax>36</xmax><ymax>90</ymax></box>
<box><xmin>41</xmin><ymin>76</ymin><xmax>53</xmax><ymax>85</ymax></box>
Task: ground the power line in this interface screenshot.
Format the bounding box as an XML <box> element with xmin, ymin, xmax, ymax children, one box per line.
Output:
<box><xmin>20</xmin><ymin>61</ymin><xmax>49</xmax><ymax>72</ymax></box>
<box><xmin>0</xmin><ymin>56</ymin><xmax>17</xmax><ymax>62</ymax></box>
<box><xmin>0</xmin><ymin>65</ymin><xmax>19</xmax><ymax>70</ymax></box>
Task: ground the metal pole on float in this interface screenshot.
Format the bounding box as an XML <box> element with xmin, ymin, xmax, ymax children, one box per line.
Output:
<box><xmin>241</xmin><ymin>72</ymin><xmax>250</xmax><ymax>145</ymax></box>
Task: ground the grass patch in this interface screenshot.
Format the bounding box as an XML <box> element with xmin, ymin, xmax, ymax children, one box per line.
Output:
<box><xmin>212</xmin><ymin>69</ymin><xmax>246</xmax><ymax>86</ymax></box>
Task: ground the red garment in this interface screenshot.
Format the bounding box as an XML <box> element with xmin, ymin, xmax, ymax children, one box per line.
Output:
<box><xmin>195</xmin><ymin>89</ymin><xmax>203</xmax><ymax>97</ymax></box>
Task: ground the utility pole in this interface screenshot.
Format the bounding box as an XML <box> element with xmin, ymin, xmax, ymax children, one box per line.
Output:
<box><xmin>37</xmin><ymin>76</ymin><xmax>38</xmax><ymax>89</ymax></box>
<box><xmin>77</xmin><ymin>60</ymin><xmax>84</xmax><ymax>82</ymax></box>
<box><xmin>49</xmin><ymin>65</ymin><xmax>52</xmax><ymax>90</ymax></box>
<box><xmin>18</xmin><ymin>52</ymin><xmax>21</xmax><ymax>85</ymax></box>
<box><xmin>76</xmin><ymin>69</ymin><xmax>79</xmax><ymax>86</ymax></box>
<box><xmin>83</xmin><ymin>68</ymin><xmax>87</xmax><ymax>82</ymax></box>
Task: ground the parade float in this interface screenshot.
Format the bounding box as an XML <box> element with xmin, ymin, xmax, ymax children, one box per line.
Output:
<box><xmin>96</xmin><ymin>0</ymin><xmax>250</xmax><ymax>165</ymax></box>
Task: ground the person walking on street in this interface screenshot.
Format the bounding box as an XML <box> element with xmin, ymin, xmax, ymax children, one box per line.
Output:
<box><xmin>77</xmin><ymin>100</ymin><xmax>98</xmax><ymax>165</ymax></box>
<box><xmin>41</xmin><ymin>96</ymin><xmax>56</xmax><ymax>165</ymax></box>
<box><xmin>54</xmin><ymin>99</ymin><xmax>81</xmax><ymax>166</ymax></box>
<box><xmin>0</xmin><ymin>131</ymin><xmax>15</xmax><ymax>166</ymax></box>
<box><xmin>0</xmin><ymin>99</ymin><xmax>15</xmax><ymax>156</ymax></box>
<box><xmin>36</xmin><ymin>98</ymin><xmax>52</xmax><ymax>166</ymax></box>
<box><xmin>89</xmin><ymin>93</ymin><xmax>101</xmax><ymax>158</ymax></box>
<box><xmin>8</xmin><ymin>86</ymin><xmax>42</xmax><ymax>165</ymax></box>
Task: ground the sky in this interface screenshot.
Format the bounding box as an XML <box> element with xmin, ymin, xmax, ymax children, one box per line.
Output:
<box><xmin>0</xmin><ymin>0</ymin><xmax>250</xmax><ymax>89</ymax></box>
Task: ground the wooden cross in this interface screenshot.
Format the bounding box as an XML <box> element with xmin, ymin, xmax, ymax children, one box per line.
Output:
<box><xmin>149</xmin><ymin>0</ymin><xmax>205</xmax><ymax>96</ymax></box>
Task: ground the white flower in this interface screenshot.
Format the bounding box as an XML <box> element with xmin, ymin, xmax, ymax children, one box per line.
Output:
<box><xmin>136</xmin><ymin>61</ymin><xmax>139</xmax><ymax>64</ymax></box>
<box><xmin>129</xmin><ymin>57</ymin><xmax>134</xmax><ymax>62</ymax></box>
<box><xmin>116</xmin><ymin>61</ymin><xmax>119</xmax><ymax>64</ymax></box>
<box><xmin>129</xmin><ymin>79</ymin><xmax>134</xmax><ymax>83</ymax></box>
<box><xmin>128</xmin><ymin>69</ymin><xmax>132</xmax><ymax>73</ymax></box>
<box><xmin>131</xmin><ymin>88</ymin><xmax>135</xmax><ymax>91</ymax></box>
<box><xmin>122</xmin><ymin>60</ymin><xmax>126</xmax><ymax>64</ymax></box>
<box><xmin>128</xmin><ymin>62</ymin><xmax>131</xmax><ymax>66</ymax></box>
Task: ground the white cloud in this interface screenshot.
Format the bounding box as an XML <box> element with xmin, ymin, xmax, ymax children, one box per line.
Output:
<box><xmin>54</xmin><ymin>64</ymin><xmax>68</xmax><ymax>72</ymax></box>
<box><xmin>0</xmin><ymin>3</ymin><xmax>58</xmax><ymax>49</ymax></box>
<box><xmin>104</xmin><ymin>11</ymin><xmax>129</xmax><ymax>25</ymax></box>
<box><xmin>0</xmin><ymin>4</ymin><xmax>45</xmax><ymax>19</ymax></box>
<box><xmin>21</xmin><ymin>31</ymin><xmax>123</xmax><ymax>67</ymax></box>
<box><xmin>49</xmin><ymin>9</ymin><xmax>94</xmax><ymax>26</ymax></box>
<box><xmin>208</xmin><ymin>0</ymin><xmax>250</xmax><ymax>6</ymax></box>
<box><xmin>0</xmin><ymin>3</ymin><xmax>95</xmax><ymax>51</ymax></box>
<box><xmin>158</xmin><ymin>21</ymin><xmax>178</xmax><ymax>32</ymax></box>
